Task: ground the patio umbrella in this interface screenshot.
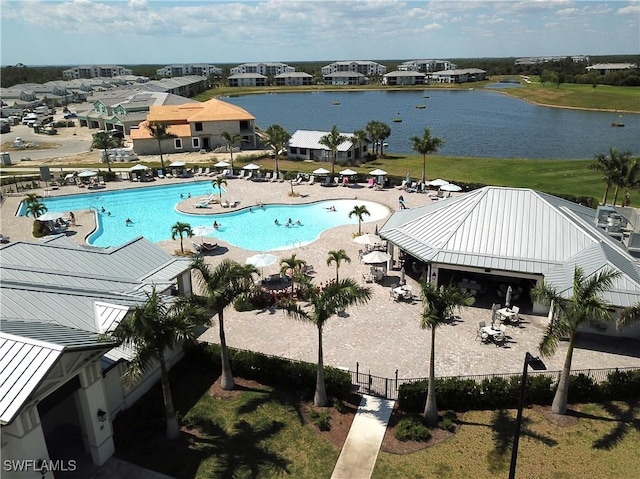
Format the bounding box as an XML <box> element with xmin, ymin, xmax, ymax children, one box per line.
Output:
<box><xmin>37</xmin><ymin>211</ymin><xmax>65</xmax><ymax>221</ymax></box>
<box><xmin>361</xmin><ymin>251</ymin><xmax>391</xmax><ymax>264</ymax></box>
<box><xmin>369</xmin><ymin>169</ymin><xmax>387</xmax><ymax>176</ymax></box>
<box><xmin>246</xmin><ymin>252</ymin><xmax>279</xmax><ymax>278</ymax></box>
<box><xmin>214</xmin><ymin>161</ymin><xmax>230</xmax><ymax>168</ymax></box>
<box><xmin>505</xmin><ymin>286</ymin><xmax>513</xmax><ymax>308</ymax></box>
<box><xmin>428</xmin><ymin>178</ymin><xmax>449</xmax><ymax>187</ymax></box>
<box><xmin>192</xmin><ymin>225</ymin><xmax>216</xmax><ymax>243</ymax></box>
<box><xmin>243</xmin><ymin>163</ymin><xmax>261</xmax><ymax>170</ymax></box>
<box><xmin>77</xmin><ymin>170</ymin><xmax>97</xmax><ymax>178</ymax></box>
<box><xmin>353</xmin><ymin>233</ymin><xmax>382</xmax><ymax>245</ymax></box>
<box><xmin>313</xmin><ymin>167</ymin><xmax>330</xmax><ymax>175</ymax></box>
<box><xmin>130</xmin><ymin>164</ymin><xmax>149</xmax><ymax>171</ymax></box>
<box><xmin>339</xmin><ymin>168</ymin><xmax>358</xmax><ymax>176</ymax></box>
<box><xmin>169</xmin><ymin>161</ymin><xmax>186</xmax><ymax>167</ymax></box>
<box><xmin>491</xmin><ymin>303</ymin><xmax>499</xmax><ymax>326</ymax></box>
<box><xmin>400</xmin><ymin>267</ymin><xmax>406</xmax><ymax>285</ymax></box>
<box><xmin>440</xmin><ymin>183</ymin><xmax>462</xmax><ymax>192</ymax></box>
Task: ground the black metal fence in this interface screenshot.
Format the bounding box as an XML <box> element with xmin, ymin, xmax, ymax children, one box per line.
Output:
<box><xmin>349</xmin><ymin>363</ymin><xmax>640</xmax><ymax>401</ymax></box>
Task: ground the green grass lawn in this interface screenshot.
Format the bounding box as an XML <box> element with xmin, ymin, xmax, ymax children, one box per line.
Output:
<box><xmin>373</xmin><ymin>402</ymin><xmax>640</xmax><ymax>479</ymax></box>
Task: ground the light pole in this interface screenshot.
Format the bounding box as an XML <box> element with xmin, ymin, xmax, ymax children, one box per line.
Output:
<box><xmin>509</xmin><ymin>352</ymin><xmax>546</xmax><ymax>479</ymax></box>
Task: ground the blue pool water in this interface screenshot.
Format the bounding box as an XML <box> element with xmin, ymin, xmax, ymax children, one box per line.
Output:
<box><xmin>28</xmin><ymin>182</ymin><xmax>389</xmax><ymax>251</ymax></box>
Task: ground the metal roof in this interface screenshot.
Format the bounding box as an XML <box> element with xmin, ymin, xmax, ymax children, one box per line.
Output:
<box><xmin>0</xmin><ymin>320</ymin><xmax>117</xmax><ymax>425</ymax></box>
<box><xmin>380</xmin><ymin>186</ymin><xmax>640</xmax><ymax>307</ymax></box>
<box><xmin>288</xmin><ymin>130</ymin><xmax>356</xmax><ymax>152</ymax></box>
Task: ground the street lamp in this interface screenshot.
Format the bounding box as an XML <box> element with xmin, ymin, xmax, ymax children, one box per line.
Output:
<box><xmin>509</xmin><ymin>352</ymin><xmax>546</xmax><ymax>479</ymax></box>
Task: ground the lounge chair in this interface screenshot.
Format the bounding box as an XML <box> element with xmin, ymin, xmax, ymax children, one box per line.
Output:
<box><xmin>191</xmin><ymin>241</ymin><xmax>203</xmax><ymax>253</ymax></box>
<box><xmin>270</xmin><ymin>172</ymin><xmax>279</xmax><ymax>182</ymax></box>
<box><xmin>278</xmin><ymin>172</ymin><xmax>285</xmax><ymax>182</ymax></box>
<box><xmin>201</xmin><ymin>242</ymin><xmax>218</xmax><ymax>251</ymax></box>
<box><xmin>366</xmin><ymin>178</ymin><xmax>375</xmax><ymax>188</ymax></box>
<box><xmin>194</xmin><ymin>201</ymin><xmax>209</xmax><ymax>208</ymax></box>
<box><xmin>264</xmin><ymin>172</ymin><xmax>272</xmax><ymax>181</ymax></box>
<box><xmin>245</xmin><ymin>171</ymin><xmax>253</xmax><ymax>181</ymax></box>
<box><xmin>307</xmin><ymin>175</ymin><xmax>315</xmax><ymax>185</ymax></box>
<box><xmin>237</xmin><ymin>170</ymin><xmax>246</xmax><ymax>179</ymax></box>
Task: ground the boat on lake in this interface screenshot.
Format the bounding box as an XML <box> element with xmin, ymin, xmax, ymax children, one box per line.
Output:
<box><xmin>611</xmin><ymin>122</ymin><xmax>625</xmax><ymax>127</ymax></box>
<box><xmin>415</xmin><ymin>105</ymin><xmax>426</xmax><ymax>109</ymax></box>
<box><xmin>332</xmin><ymin>101</ymin><xmax>341</xmax><ymax>105</ymax></box>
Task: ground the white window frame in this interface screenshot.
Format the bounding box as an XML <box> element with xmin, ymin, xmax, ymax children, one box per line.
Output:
<box><xmin>192</xmin><ymin>137</ymin><xmax>200</xmax><ymax>149</ymax></box>
<box><xmin>174</xmin><ymin>138</ymin><xmax>182</xmax><ymax>150</ymax></box>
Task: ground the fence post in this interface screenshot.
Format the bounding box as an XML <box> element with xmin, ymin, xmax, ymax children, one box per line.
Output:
<box><xmin>356</xmin><ymin>362</ymin><xmax>359</xmax><ymax>380</ymax></box>
<box><xmin>368</xmin><ymin>370</ymin><xmax>372</xmax><ymax>395</ymax></box>
<box><xmin>395</xmin><ymin>369</ymin><xmax>398</xmax><ymax>392</ymax></box>
<box><xmin>385</xmin><ymin>378</ymin><xmax>388</xmax><ymax>398</ymax></box>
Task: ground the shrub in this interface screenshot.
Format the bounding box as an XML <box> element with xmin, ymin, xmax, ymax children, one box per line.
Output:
<box><xmin>333</xmin><ymin>399</ymin><xmax>347</xmax><ymax>413</ymax></box>
<box><xmin>526</xmin><ymin>375</ymin><xmax>554</xmax><ymax>405</ymax></box>
<box><xmin>601</xmin><ymin>369</ymin><xmax>640</xmax><ymax>401</ymax></box>
<box><xmin>395</xmin><ymin>415</ymin><xmax>431</xmax><ymax>442</ymax></box>
<box><xmin>568</xmin><ymin>373</ymin><xmax>600</xmax><ymax>403</ymax></box>
<box><xmin>397</xmin><ymin>380</ymin><xmax>427</xmax><ymax>413</ymax></box>
<box><xmin>480</xmin><ymin>377</ymin><xmax>518</xmax><ymax>409</ymax></box>
<box><xmin>439</xmin><ymin>410</ymin><xmax>457</xmax><ymax>432</ymax></box>
<box><xmin>436</xmin><ymin>377</ymin><xmax>480</xmax><ymax>411</ymax></box>
<box><xmin>309</xmin><ymin>409</ymin><xmax>331</xmax><ymax>431</ymax></box>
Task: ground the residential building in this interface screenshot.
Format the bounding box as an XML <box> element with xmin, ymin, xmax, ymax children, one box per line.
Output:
<box><xmin>0</xmin><ymin>235</ymin><xmax>194</xmax><ymax>477</ymax></box>
<box><xmin>514</xmin><ymin>55</ymin><xmax>590</xmax><ymax>66</ymax></box>
<box><xmin>286</xmin><ymin>129</ymin><xmax>368</xmax><ymax>162</ymax></box>
<box><xmin>157</xmin><ymin>64</ymin><xmax>222</xmax><ymax>78</ymax></box>
<box><xmin>397</xmin><ymin>59</ymin><xmax>457</xmax><ymax>73</ymax></box>
<box><xmin>62</xmin><ymin>65</ymin><xmax>133</xmax><ymax>80</ymax></box>
<box><xmin>227</xmin><ymin>73</ymin><xmax>268</xmax><ymax>87</ymax></box>
<box><xmin>274</xmin><ymin>72</ymin><xmax>315</xmax><ymax>86</ymax></box>
<box><xmin>76</xmin><ymin>91</ymin><xmax>194</xmax><ymax>133</ymax></box>
<box><xmin>585</xmin><ymin>63</ymin><xmax>637</xmax><ymax>75</ymax></box>
<box><xmin>230</xmin><ymin>62</ymin><xmax>295</xmax><ymax>76</ymax></box>
<box><xmin>321</xmin><ymin>61</ymin><xmax>386</xmax><ymax>76</ymax></box>
<box><xmin>430</xmin><ymin>68</ymin><xmax>487</xmax><ymax>84</ymax></box>
<box><xmin>323</xmin><ymin>72</ymin><xmax>366</xmax><ymax>86</ymax></box>
<box><xmin>382</xmin><ymin>71</ymin><xmax>426</xmax><ymax>86</ymax></box>
<box><xmin>130</xmin><ymin>97</ymin><xmax>256</xmax><ymax>154</ymax></box>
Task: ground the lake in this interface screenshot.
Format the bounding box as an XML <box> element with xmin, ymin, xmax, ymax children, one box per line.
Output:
<box><xmin>223</xmin><ymin>90</ymin><xmax>639</xmax><ymax>159</ymax></box>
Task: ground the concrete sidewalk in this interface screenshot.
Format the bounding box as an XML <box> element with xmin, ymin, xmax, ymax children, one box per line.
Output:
<box><xmin>330</xmin><ymin>395</ymin><xmax>395</xmax><ymax>479</ymax></box>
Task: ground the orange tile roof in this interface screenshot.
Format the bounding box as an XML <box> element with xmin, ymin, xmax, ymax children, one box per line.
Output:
<box><xmin>130</xmin><ymin>121</ymin><xmax>191</xmax><ymax>140</ymax></box>
<box><xmin>147</xmin><ymin>98</ymin><xmax>255</xmax><ymax>123</ymax></box>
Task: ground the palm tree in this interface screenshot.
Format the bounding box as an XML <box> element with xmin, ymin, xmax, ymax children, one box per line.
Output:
<box><xmin>211</xmin><ymin>176</ymin><xmax>227</xmax><ymax>202</ymax></box>
<box><xmin>617</xmin><ymin>302</ymin><xmax>640</xmax><ymax>330</ymax></box>
<box><xmin>109</xmin><ymin>288</ymin><xmax>208</xmax><ymax>439</ymax></box>
<box><xmin>24</xmin><ymin>193</ymin><xmax>40</xmax><ymax>206</ymax></box>
<box><xmin>419</xmin><ymin>281</ymin><xmax>475</xmax><ymax>425</ymax></box>
<box><xmin>319</xmin><ymin>125</ymin><xmax>347</xmax><ymax>175</ymax></box>
<box><xmin>589</xmin><ymin>148</ymin><xmax>630</xmax><ymax>205</ymax></box>
<box><xmin>280</xmin><ymin>253</ymin><xmax>307</xmax><ymax>294</ymax></box>
<box><xmin>352</xmin><ymin>129</ymin><xmax>368</xmax><ymax>162</ymax></box>
<box><xmin>618</xmin><ymin>156</ymin><xmax>640</xmax><ymax>207</ymax></box>
<box><xmin>349</xmin><ymin>205</ymin><xmax>371</xmax><ymax>236</ymax></box>
<box><xmin>191</xmin><ymin>257</ymin><xmax>257</xmax><ymax>390</ymax></box>
<box><xmin>278</xmin><ymin>278</ymin><xmax>371</xmax><ymax>406</ymax></box>
<box><xmin>366</xmin><ymin>121</ymin><xmax>391</xmax><ymax>156</ymax></box>
<box><xmin>531</xmin><ymin>266</ymin><xmax>620</xmax><ymax>414</ymax></box>
<box><xmin>171</xmin><ymin>221</ymin><xmax>192</xmax><ymax>254</ymax></box>
<box><xmin>91</xmin><ymin>131</ymin><xmax>118</xmax><ymax>172</ymax></box>
<box><xmin>411</xmin><ymin>127</ymin><xmax>445</xmax><ymax>184</ymax></box>
<box><xmin>146</xmin><ymin>121</ymin><xmax>176</xmax><ymax>172</ymax></box>
<box><xmin>220</xmin><ymin>131</ymin><xmax>244</xmax><ymax>174</ymax></box>
<box><xmin>262</xmin><ymin>124</ymin><xmax>291</xmax><ymax>175</ymax></box>
<box><xmin>25</xmin><ymin>199</ymin><xmax>47</xmax><ymax>218</ymax></box>
<box><xmin>326</xmin><ymin>249</ymin><xmax>351</xmax><ymax>282</ymax></box>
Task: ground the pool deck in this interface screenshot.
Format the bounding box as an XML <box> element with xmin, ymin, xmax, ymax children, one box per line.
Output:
<box><xmin>2</xmin><ymin>175</ymin><xmax>640</xmax><ymax>380</ymax></box>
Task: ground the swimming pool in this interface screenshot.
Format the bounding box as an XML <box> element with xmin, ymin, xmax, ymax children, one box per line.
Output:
<box><xmin>28</xmin><ymin>182</ymin><xmax>390</xmax><ymax>251</ymax></box>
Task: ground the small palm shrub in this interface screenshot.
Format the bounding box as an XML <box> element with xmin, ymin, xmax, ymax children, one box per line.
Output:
<box><xmin>394</xmin><ymin>415</ymin><xmax>431</xmax><ymax>442</ymax></box>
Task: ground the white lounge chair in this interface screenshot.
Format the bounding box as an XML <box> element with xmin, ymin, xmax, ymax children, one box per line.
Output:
<box><xmin>245</xmin><ymin>171</ymin><xmax>253</xmax><ymax>181</ymax></box>
<box><xmin>307</xmin><ymin>175</ymin><xmax>315</xmax><ymax>185</ymax></box>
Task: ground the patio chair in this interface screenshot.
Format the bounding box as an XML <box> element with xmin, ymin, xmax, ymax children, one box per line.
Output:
<box><xmin>475</xmin><ymin>321</ymin><xmax>487</xmax><ymax>341</ymax></box>
<box><xmin>493</xmin><ymin>332</ymin><xmax>506</xmax><ymax>347</ymax></box>
<box><xmin>191</xmin><ymin>241</ymin><xmax>203</xmax><ymax>253</ymax></box>
<box><xmin>510</xmin><ymin>306</ymin><xmax>520</xmax><ymax>325</ymax></box>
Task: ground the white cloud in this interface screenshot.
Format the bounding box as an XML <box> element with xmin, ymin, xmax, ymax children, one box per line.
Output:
<box><xmin>423</xmin><ymin>22</ymin><xmax>443</xmax><ymax>31</ymax></box>
<box><xmin>616</xmin><ymin>4</ymin><xmax>640</xmax><ymax>16</ymax></box>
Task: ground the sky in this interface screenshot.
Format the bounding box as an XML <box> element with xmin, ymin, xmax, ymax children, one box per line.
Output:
<box><xmin>1</xmin><ymin>0</ymin><xmax>638</xmax><ymax>67</ymax></box>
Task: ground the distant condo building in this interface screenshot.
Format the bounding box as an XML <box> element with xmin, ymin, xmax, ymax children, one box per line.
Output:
<box><xmin>321</xmin><ymin>61</ymin><xmax>386</xmax><ymax>76</ymax></box>
<box><xmin>230</xmin><ymin>62</ymin><xmax>295</xmax><ymax>76</ymax></box>
<box><xmin>514</xmin><ymin>55</ymin><xmax>590</xmax><ymax>66</ymax></box>
<box><xmin>156</xmin><ymin>64</ymin><xmax>222</xmax><ymax>78</ymax></box>
<box><xmin>62</xmin><ymin>65</ymin><xmax>133</xmax><ymax>80</ymax></box>
<box><xmin>397</xmin><ymin>59</ymin><xmax>457</xmax><ymax>73</ymax></box>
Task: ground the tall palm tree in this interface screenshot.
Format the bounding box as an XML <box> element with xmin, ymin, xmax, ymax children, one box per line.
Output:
<box><xmin>419</xmin><ymin>281</ymin><xmax>475</xmax><ymax>425</ymax></box>
<box><xmin>531</xmin><ymin>266</ymin><xmax>620</xmax><ymax>414</ymax></box>
<box><xmin>171</xmin><ymin>221</ymin><xmax>192</xmax><ymax>254</ymax></box>
<box><xmin>349</xmin><ymin>204</ymin><xmax>371</xmax><ymax>236</ymax></box>
<box><xmin>25</xmin><ymin>199</ymin><xmax>47</xmax><ymax>218</ymax></box>
<box><xmin>352</xmin><ymin>129</ymin><xmax>368</xmax><ymax>162</ymax></box>
<box><xmin>618</xmin><ymin>156</ymin><xmax>640</xmax><ymax>207</ymax></box>
<box><xmin>280</xmin><ymin>253</ymin><xmax>307</xmax><ymax>294</ymax></box>
<box><xmin>109</xmin><ymin>288</ymin><xmax>208</xmax><ymax>439</ymax></box>
<box><xmin>146</xmin><ymin>121</ymin><xmax>176</xmax><ymax>172</ymax></box>
<box><xmin>24</xmin><ymin>193</ymin><xmax>40</xmax><ymax>207</ymax></box>
<box><xmin>366</xmin><ymin>120</ymin><xmax>391</xmax><ymax>156</ymax></box>
<box><xmin>91</xmin><ymin>131</ymin><xmax>118</xmax><ymax>172</ymax></box>
<box><xmin>278</xmin><ymin>278</ymin><xmax>371</xmax><ymax>406</ymax></box>
<box><xmin>220</xmin><ymin>131</ymin><xmax>244</xmax><ymax>174</ymax></box>
<box><xmin>319</xmin><ymin>125</ymin><xmax>347</xmax><ymax>175</ymax></box>
<box><xmin>410</xmin><ymin>127</ymin><xmax>445</xmax><ymax>184</ymax></box>
<box><xmin>589</xmin><ymin>148</ymin><xmax>631</xmax><ymax>205</ymax></box>
<box><xmin>211</xmin><ymin>176</ymin><xmax>227</xmax><ymax>201</ymax></box>
<box><xmin>262</xmin><ymin>124</ymin><xmax>291</xmax><ymax>175</ymax></box>
<box><xmin>326</xmin><ymin>249</ymin><xmax>351</xmax><ymax>282</ymax></box>
<box><xmin>191</xmin><ymin>257</ymin><xmax>257</xmax><ymax>390</ymax></box>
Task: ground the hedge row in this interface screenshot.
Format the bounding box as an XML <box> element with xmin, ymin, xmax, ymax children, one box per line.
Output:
<box><xmin>398</xmin><ymin>369</ymin><xmax>640</xmax><ymax>413</ymax></box>
<box><xmin>185</xmin><ymin>342</ymin><xmax>352</xmax><ymax>400</ymax></box>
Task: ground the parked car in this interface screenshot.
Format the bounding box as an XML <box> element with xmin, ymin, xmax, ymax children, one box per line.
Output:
<box><xmin>63</xmin><ymin>112</ymin><xmax>77</xmax><ymax>119</ymax></box>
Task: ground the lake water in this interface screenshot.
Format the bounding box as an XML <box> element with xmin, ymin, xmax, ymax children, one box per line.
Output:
<box><xmin>224</xmin><ymin>90</ymin><xmax>639</xmax><ymax>159</ymax></box>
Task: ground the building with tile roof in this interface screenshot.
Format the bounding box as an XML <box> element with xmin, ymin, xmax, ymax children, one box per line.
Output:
<box><xmin>130</xmin><ymin>97</ymin><xmax>257</xmax><ymax>155</ymax></box>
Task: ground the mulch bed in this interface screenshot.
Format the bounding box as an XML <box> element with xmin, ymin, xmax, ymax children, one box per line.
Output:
<box><xmin>533</xmin><ymin>404</ymin><xmax>580</xmax><ymax>427</ymax></box>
